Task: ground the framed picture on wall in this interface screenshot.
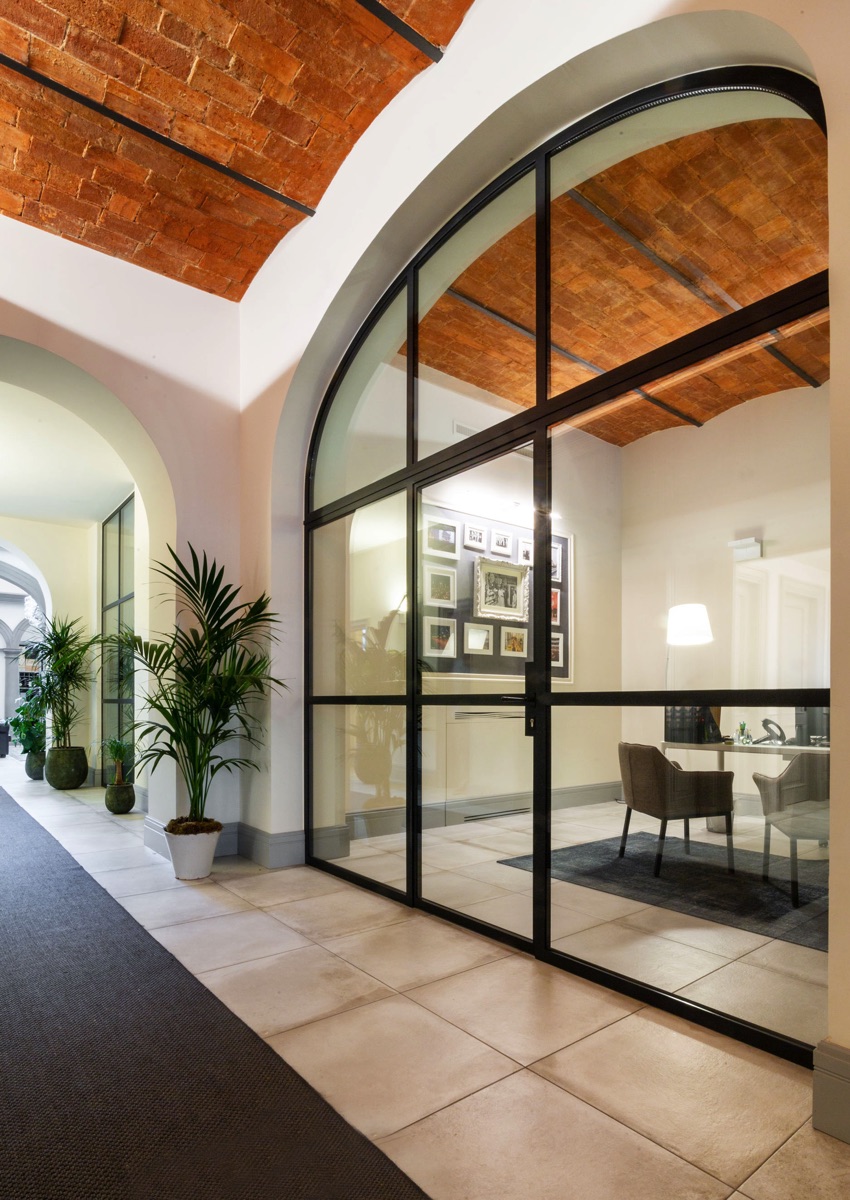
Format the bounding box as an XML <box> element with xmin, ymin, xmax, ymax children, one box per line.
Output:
<box><xmin>551</xmin><ymin>541</ymin><xmax>562</xmax><ymax>582</ymax></box>
<box><xmin>464</xmin><ymin>523</ymin><xmax>487</xmax><ymax>552</ymax></box>
<box><xmin>424</xmin><ymin>563</ymin><xmax>456</xmax><ymax>608</ymax></box>
<box><xmin>464</xmin><ymin>622</ymin><xmax>494</xmax><ymax>655</ymax></box>
<box><xmin>474</xmin><ymin>557</ymin><xmax>530</xmax><ymax>621</ymax></box>
<box><xmin>501</xmin><ymin>627</ymin><xmax>527</xmax><ymax>657</ymax></box>
<box><xmin>551</xmin><ymin>633</ymin><xmax>564</xmax><ymax>668</ymax></box>
<box><xmin>490</xmin><ymin>530</ymin><xmax>513</xmax><ymax>558</ymax></box>
<box><xmin>551</xmin><ymin>588</ymin><xmax>561</xmax><ymax>625</ymax></box>
<box><xmin>423</xmin><ymin>615</ymin><xmax>456</xmax><ymax>657</ymax></box>
<box><xmin>424</xmin><ymin>515</ymin><xmax>459</xmax><ymax>559</ymax></box>
<box><xmin>519</xmin><ymin>538</ymin><xmax>533</xmax><ymax>565</ymax></box>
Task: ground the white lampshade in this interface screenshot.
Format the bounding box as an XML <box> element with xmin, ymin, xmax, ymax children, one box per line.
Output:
<box><xmin>666</xmin><ymin>603</ymin><xmax>713</xmax><ymax>646</ymax></box>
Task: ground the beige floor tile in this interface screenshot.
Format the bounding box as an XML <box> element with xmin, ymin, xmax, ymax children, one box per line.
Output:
<box><xmin>458</xmin><ymin>891</ymin><xmax>534</xmax><ymax>937</ymax></box>
<box><xmin>199</xmin><ymin>944</ymin><xmax>393</xmax><ymax>1036</ymax></box>
<box><xmin>46</xmin><ymin>825</ymin><xmax>141</xmax><ymax>853</ymax></box>
<box><xmin>551</xmin><ymin>922</ymin><xmax>729</xmax><ymax>991</ymax></box>
<box><xmin>218</xmin><ymin>865</ymin><xmax>353</xmax><ymax>906</ymax></box>
<box><xmin>737</xmin><ymin>1121</ymin><xmax>850</xmax><ymax>1199</ymax></box>
<box><xmin>267</xmin><ymin>886</ymin><xmax>415</xmax><ymax>940</ymax></box>
<box><xmin>678</xmin><ymin>960</ymin><xmax>828</xmax><ymax>1045</ymax></box>
<box><xmin>204</xmin><ymin>855</ymin><xmax>270</xmax><ymax>880</ymax></box>
<box><xmin>90</xmin><ymin>861</ymin><xmax>198</xmax><ymax>897</ymax></box>
<box><xmin>117</xmin><ymin>881</ymin><xmax>254</xmax><ymax>929</ymax></box>
<box><xmin>151</xmin><ymin>908</ymin><xmax>311</xmax><ymax>972</ymax></box>
<box><xmin>617</xmin><ymin>905</ymin><xmax>771</xmax><ymax>959</ymax></box>
<box><xmin>72</xmin><ymin>844</ymin><xmax>165</xmax><ymax>872</ymax></box>
<box><xmin>406</xmin><ymin>954</ymin><xmax>640</xmax><ymax>1065</ymax></box>
<box><xmin>737</xmin><ymin>939</ymin><xmax>828</xmax><ymax>987</ymax></box>
<box><xmin>533</xmin><ymin>1007</ymin><xmax>811</xmax><ymax>1188</ymax></box>
<box><xmin>323</xmin><ymin>913</ymin><xmax>512</xmax><ymax>991</ymax></box>
<box><xmin>421</xmin><ymin>841</ymin><xmax>500</xmax><ymax>869</ymax></box>
<box><xmin>454</xmin><ymin>859</ymin><xmax>534</xmax><ymax>893</ymax></box>
<box><xmin>339</xmin><ymin>853</ymin><xmax>408</xmax><ymax>886</ymax></box>
<box><xmin>268</xmin><ymin>993</ymin><xmax>517</xmax><ymax>1138</ymax></box>
<box><xmin>549</xmin><ymin>878</ymin><xmax>648</xmax><ymax>919</ymax></box>
<box><xmin>377</xmin><ymin>1070</ymin><xmax>731</xmax><ymax>1200</ymax></box>
<box><xmin>464</xmin><ymin>830</ymin><xmax>535</xmax><ymax>856</ymax></box>
<box><xmin>420</xmin><ymin>870</ymin><xmax>512</xmax><ymax>908</ymax></box>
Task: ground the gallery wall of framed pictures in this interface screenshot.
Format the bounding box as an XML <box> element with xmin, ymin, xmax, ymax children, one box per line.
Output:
<box><xmin>421</xmin><ymin>505</ymin><xmax>572</xmax><ymax>679</ymax></box>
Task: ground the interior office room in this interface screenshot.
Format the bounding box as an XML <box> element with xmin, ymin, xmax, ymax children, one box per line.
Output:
<box><xmin>3</xmin><ymin>2</ymin><xmax>850</xmax><ymax>1196</ymax></box>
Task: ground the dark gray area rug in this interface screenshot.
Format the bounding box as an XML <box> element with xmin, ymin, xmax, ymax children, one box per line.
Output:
<box><xmin>0</xmin><ymin>788</ymin><xmax>429</xmax><ymax>1200</ymax></box>
<box><xmin>501</xmin><ymin>830</ymin><xmax>828</xmax><ymax>952</ymax></box>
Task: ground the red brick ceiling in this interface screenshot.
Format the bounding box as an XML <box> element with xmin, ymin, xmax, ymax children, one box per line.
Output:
<box><xmin>417</xmin><ymin>116</ymin><xmax>829</xmax><ymax>441</ymax></box>
<box><xmin>0</xmin><ymin>0</ymin><xmax>474</xmax><ymax>298</ymax></box>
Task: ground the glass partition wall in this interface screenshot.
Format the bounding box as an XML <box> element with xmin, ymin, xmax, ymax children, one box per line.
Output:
<box><xmin>306</xmin><ymin>68</ymin><xmax>829</xmax><ymax>1064</ymax></box>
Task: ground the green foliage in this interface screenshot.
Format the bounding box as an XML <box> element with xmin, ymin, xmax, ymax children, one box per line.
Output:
<box><xmin>343</xmin><ymin>609</ymin><xmax>406</xmax><ymax>803</ymax></box>
<box><xmin>121</xmin><ymin>545</ymin><xmax>285</xmax><ymax>823</ymax></box>
<box><xmin>9</xmin><ymin>684</ymin><xmax>47</xmax><ymax>755</ymax></box>
<box><xmin>21</xmin><ymin>616</ymin><xmax>99</xmax><ymax>748</ymax></box>
<box><xmin>102</xmin><ymin>737</ymin><xmax>133</xmax><ymax>785</ymax></box>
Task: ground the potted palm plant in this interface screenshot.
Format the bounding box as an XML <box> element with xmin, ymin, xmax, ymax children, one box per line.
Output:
<box><xmin>121</xmin><ymin>545</ymin><xmax>284</xmax><ymax>879</ymax></box>
<box><xmin>22</xmin><ymin>615</ymin><xmax>100</xmax><ymax>790</ymax></box>
<box><xmin>102</xmin><ymin>737</ymin><xmax>135</xmax><ymax>814</ymax></box>
<box><xmin>9</xmin><ymin>684</ymin><xmax>47</xmax><ymax>780</ymax></box>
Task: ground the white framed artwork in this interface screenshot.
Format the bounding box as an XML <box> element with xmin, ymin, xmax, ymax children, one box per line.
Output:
<box><xmin>501</xmin><ymin>626</ymin><xmax>527</xmax><ymax>657</ymax></box>
<box><xmin>464</xmin><ymin>622</ymin><xmax>494</xmax><ymax>655</ymax></box>
<box><xmin>463</xmin><ymin>523</ymin><xmax>487</xmax><ymax>552</ymax></box>
<box><xmin>423</xmin><ymin>615</ymin><xmax>456</xmax><ymax>657</ymax></box>
<box><xmin>490</xmin><ymin>529</ymin><xmax>513</xmax><ymax>558</ymax></box>
<box><xmin>424</xmin><ymin>563</ymin><xmax>456</xmax><ymax>608</ymax></box>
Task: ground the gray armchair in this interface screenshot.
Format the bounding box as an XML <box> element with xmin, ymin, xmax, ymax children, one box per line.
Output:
<box><xmin>618</xmin><ymin>742</ymin><xmax>735</xmax><ymax>877</ymax></box>
<box><xmin>752</xmin><ymin>754</ymin><xmax>829</xmax><ymax>907</ymax></box>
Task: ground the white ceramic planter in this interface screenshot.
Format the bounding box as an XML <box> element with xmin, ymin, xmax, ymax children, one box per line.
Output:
<box><xmin>164</xmin><ymin>829</ymin><xmax>221</xmax><ymax>879</ymax></box>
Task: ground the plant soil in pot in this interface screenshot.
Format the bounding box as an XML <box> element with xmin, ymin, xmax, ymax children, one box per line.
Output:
<box><xmin>45</xmin><ymin>746</ymin><xmax>89</xmax><ymax>790</ymax></box>
<box><xmin>164</xmin><ymin>817</ymin><xmax>223</xmax><ymax>880</ymax></box>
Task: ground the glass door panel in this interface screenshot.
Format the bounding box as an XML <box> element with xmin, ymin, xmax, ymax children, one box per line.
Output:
<box><xmin>419</xmin><ymin>447</ymin><xmax>534</xmax><ymax>697</ymax></box>
<box><xmin>421</xmin><ymin>704</ymin><xmax>533</xmax><ymax>937</ymax></box>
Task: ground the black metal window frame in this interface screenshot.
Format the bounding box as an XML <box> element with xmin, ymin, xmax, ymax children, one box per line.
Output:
<box><xmin>101</xmin><ymin>495</ymin><xmax>135</xmax><ymax>772</ymax></box>
<box><xmin>303</xmin><ymin>66</ymin><xmax>829</xmax><ymax>1068</ymax></box>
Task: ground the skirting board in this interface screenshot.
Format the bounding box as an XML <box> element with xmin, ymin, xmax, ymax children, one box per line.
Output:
<box><xmin>144</xmin><ymin>817</ymin><xmax>307</xmax><ymax>869</ymax></box>
<box><xmin>813</xmin><ymin>1040</ymin><xmax>850</xmax><ymax>1145</ymax></box>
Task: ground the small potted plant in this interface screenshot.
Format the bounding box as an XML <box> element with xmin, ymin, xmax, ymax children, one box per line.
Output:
<box><xmin>120</xmin><ymin>545</ymin><xmax>284</xmax><ymax>879</ymax></box>
<box><xmin>102</xmin><ymin>737</ymin><xmax>135</xmax><ymax>814</ymax></box>
<box><xmin>9</xmin><ymin>685</ymin><xmax>47</xmax><ymax>780</ymax></box>
<box><xmin>21</xmin><ymin>614</ymin><xmax>100</xmax><ymax>790</ymax></box>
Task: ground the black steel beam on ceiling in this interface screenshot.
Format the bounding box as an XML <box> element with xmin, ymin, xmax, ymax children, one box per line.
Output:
<box><xmin>0</xmin><ymin>52</ymin><xmax>315</xmax><ymax>217</ymax></box>
<box><xmin>354</xmin><ymin>0</ymin><xmax>443</xmax><ymax>62</ymax></box>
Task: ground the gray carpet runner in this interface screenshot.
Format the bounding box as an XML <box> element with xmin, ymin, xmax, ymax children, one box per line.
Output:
<box><xmin>0</xmin><ymin>789</ymin><xmax>429</xmax><ymax>1199</ymax></box>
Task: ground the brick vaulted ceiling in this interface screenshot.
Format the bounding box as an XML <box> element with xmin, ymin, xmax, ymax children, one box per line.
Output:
<box><xmin>0</xmin><ymin>0</ymin><xmax>475</xmax><ymax>299</ymax></box>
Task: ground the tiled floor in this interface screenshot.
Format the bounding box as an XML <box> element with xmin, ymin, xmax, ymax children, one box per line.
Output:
<box><xmin>3</xmin><ymin>756</ymin><xmax>849</xmax><ymax>1199</ymax></box>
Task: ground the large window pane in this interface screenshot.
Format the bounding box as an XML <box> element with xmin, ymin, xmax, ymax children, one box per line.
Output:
<box><xmin>312</xmin><ymin>492</ymin><xmax>407</xmax><ymax>696</ymax></box>
<box><xmin>311</xmin><ymin>703</ymin><xmax>406</xmax><ymax>891</ymax></box>
<box><xmin>417</xmin><ymin>171</ymin><xmax>536</xmax><ymax>460</ymax></box>
<box><xmin>313</xmin><ymin>290</ymin><xmax>408</xmax><ymax>508</ymax></box>
<box><xmin>103</xmin><ymin>513</ymin><xmax>119</xmax><ymax>605</ymax></box>
<box><xmin>119</xmin><ymin>495</ymin><xmax>135</xmax><ymax>598</ymax></box>
<box><xmin>548</xmin><ymin>704</ymin><xmax>827</xmax><ymax>1045</ymax></box>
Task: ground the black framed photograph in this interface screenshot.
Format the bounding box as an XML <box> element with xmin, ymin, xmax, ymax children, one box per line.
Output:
<box><xmin>423</xmin><ymin>615</ymin><xmax>456</xmax><ymax>657</ymax></box>
<box><xmin>464</xmin><ymin>523</ymin><xmax>487</xmax><ymax>552</ymax></box>
<box><xmin>424</xmin><ymin>563</ymin><xmax>456</xmax><ymax>608</ymax></box>
<box><xmin>490</xmin><ymin>529</ymin><xmax>512</xmax><ymax>558</ymax></box>
<box><xmin>501</xmin><ymin>626</ymin><xmax>527</xmax><ymax>657</ymax></box>
<box><xmin>474</xmin><ymin>557</ymin><xmax>530</xmax><ymax>621</ymax></box>
<box><xmin>464</xmin><ymin>622</ymin><xmax>494</xmax><ymax>655</ymax></box>
<box><xmin>424</xmin><ymin>515</ymin><xmax>460</xmax><ymax>559</ymax></box>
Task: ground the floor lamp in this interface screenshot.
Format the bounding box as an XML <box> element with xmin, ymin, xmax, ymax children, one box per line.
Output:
<box><xmin>666</xmin><ymin>603</ymin><xmax>713</xmax><ymax>691</ymax></box>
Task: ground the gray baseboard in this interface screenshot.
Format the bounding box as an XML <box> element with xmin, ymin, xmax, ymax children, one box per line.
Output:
<box><xmin>237</xmin><ymin>823</ymin><xmax>307</xmax><ymax>868</ymax></box>
<box><xmin>309</xmin><ymin>824</ymin><xmax>349</xmax><ymax>863</ymax></box>
<box><xmin>813</xmin><ymin>1040</ymin><xmax>850</xmax><ymax>1144</ymax></box>
<box><xmin>345</xmin><ymin>782</ymin><xmax>622</xmax><ymax>839</ymax></box>
<box><xmin>143</xmin><ymin>816</ymin><xmax>169</xmax><ymax>861</ymax></box>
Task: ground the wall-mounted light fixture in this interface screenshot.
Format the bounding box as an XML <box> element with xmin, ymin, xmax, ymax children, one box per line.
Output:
<box><xmin>728</xmin><ymin>536</ymin><xmax>762</xmax><ymax>561</ymax></box>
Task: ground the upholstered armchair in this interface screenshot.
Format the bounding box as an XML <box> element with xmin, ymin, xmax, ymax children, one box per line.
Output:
<box><xmin>618</xmin><ymin>742</ymin><xmax>735</xmax><ymax>877</ymax></box>
<box><xmin>752</xmin><ymin>753</ymin><xmax>829</xmax><ymax>907</ymax></box>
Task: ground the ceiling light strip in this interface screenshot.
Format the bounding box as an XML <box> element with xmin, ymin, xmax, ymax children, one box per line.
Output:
<box><xmin>447</xmin><ymin>287</ymin><xmax>701</xmax><ymax>427</ymax></box>
<box><xmin>354</xmin><ymin>1</ymin><xmax>443</xmax><ymax>62</ymax></box>
<box><xmin>0</xmin><ymin>53</ymin><xmax>316</xmax><ymax>218</ymax></box>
